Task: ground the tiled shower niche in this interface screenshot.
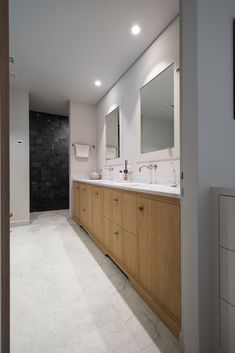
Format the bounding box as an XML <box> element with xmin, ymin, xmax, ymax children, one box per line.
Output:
<box><xmin>30</xmin><ymin>111</ymin><xmax>69</xmax><ymax>212</ymax></box>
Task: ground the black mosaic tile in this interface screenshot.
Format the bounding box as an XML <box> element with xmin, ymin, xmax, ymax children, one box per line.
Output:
<box><xmin>30</xmin><ymin>111</ymin><xmax>69</xmax><ymax>212</ymax></box>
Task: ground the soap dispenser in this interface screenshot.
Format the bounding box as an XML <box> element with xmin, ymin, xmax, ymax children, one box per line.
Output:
<box><xmin>119</xmin><ymin>170</ymin><xmax>123</xmax><ymax>182</ymax></box>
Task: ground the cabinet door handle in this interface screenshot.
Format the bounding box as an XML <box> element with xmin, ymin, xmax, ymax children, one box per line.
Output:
<box><xmin>77</xmin><ymin>187</ymin><xmax>79</xmax><ymax>190</ymax></box>
<box><xmin>94</xmin><ymin>192</ymin><xmax>99</xmax><ymax>196</ymax></box>
<box><xmin>82</xmin><ymin>208</ymin><xmax>86</xmax><ymax>212</ymax></box>
<box><xmin>113</xmin><ymin>198</ymin><xmax>118</xmax><ymax>202</ymax></box>
<box><xmin>138</xmin><ymin>206</ymin><xmax>144</xmax><ymax>212</ymax></box>
<box><xmin>113</xmin><ymin>231</ymin><xmax>119</xmax><ymax>235</ymax></box>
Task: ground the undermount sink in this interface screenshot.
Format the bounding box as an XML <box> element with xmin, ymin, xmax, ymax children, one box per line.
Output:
<box><xmin>99</xmin><ymin>180</ymin><xmax>178</xmax><ymax>189</ymax></box>
<box><xmin>98</xmin><ymin>179</ymin><xmax>117</xmax><ymax>184</ymax></box>
<box><xmin>74</xmin><ymin>177</ymin><xmax>180</xmax><ymax>197</ymax></box>
<box><xmin>129</xmin><ymin>183</ymin><xmax>175</xmax><ymax>189</ymax></box>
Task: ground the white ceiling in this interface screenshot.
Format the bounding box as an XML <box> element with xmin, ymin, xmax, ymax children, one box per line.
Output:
<box><xmin>9</xmin><ymin>0</ymin><xmax>179</xmax><ymax>115</ymax></box>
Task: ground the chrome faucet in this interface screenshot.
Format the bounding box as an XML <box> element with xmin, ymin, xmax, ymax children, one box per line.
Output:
<box><xmin>124</xmin><ymin>160</ymin><xmax>128</xmax><ymax>181</ymax></box>
<box><xmin>139</xmin><ymin>164</ymin><xmax>154</xmax><ymax>184</ymax></box>
<box><xmin>153</xmin><ymin>164</ymin><xmax>158</xmax><ymax>184</ymax></box>
<box><xmin>138</xmin><ymin>164</ymin><xmax>153</xmax><ymax>172</ymax></box>
<box><xmin>99</xmin><ymin>169</ymin><xmax>103</xmax><ymax>179</ymax></box>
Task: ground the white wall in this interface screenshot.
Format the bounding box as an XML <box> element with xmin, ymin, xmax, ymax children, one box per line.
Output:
<box><xmin>69</xmin><ymin>101</ymin><xmax>97</xmax><ymax>180</ymax></box>
<box><xmin>181</xmin><ymin>0</ymin><xmax>235</xmax><ymax>352</ymax></box>
<box><xmin>10</xmin><ymin>88</ymin><xmax>29</xmax><ymax>225</ymax></box>
<box><xmin>96</xmin><ymin>18</ymin><xmax>180</xmax><ymax>183</ymax></box>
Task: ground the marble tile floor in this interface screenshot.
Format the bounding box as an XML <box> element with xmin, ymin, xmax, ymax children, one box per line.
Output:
<box><xmin>11</xmin><ymin>210</ymin><xmax>182</xmax><ymax>353</ymax></box>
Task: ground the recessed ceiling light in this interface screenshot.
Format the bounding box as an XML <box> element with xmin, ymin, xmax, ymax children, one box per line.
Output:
<box><xmin>131</xmin><ymin>24</ymin><xmax>141</xmax><ymax>36</ymax></box>
<box><xmin>94</xmin><ymin>80</ymin><xmax>102</xmax><ymax>87</ymax></box>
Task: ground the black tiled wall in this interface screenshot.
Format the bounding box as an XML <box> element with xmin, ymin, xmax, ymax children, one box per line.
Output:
<box><xmin>30</xmin><ymin>111</ymin><xmax>69</xmax><ymax>212</ymax></box>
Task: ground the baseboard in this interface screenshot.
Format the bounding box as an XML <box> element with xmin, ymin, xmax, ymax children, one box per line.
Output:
<box><xmin>10</xmin><ymin>219</ymin><xmax>30</xmax><ymax>227</ymax></box>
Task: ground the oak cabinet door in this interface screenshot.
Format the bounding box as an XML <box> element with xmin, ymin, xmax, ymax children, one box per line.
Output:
<box><xmin>137</xmin><ymin>196</ymin><xmax>180</xmax><ymax>319</ymax></box>
<box><xmin>104</xmin><ymin>188</ymin><xmax>123</xmax><ymax>226</ymax></box>
<box><xmin>123</xmin><ymin>192</ymin><xmax>136</xmax><ymax>234</ymax></box>
<box><xmin>104</xmin><ymin>218</ymin><xmax>112</xmax><ymax>252</ymax></box>
<box><xmin>104</xmin><ymin>188</ymin><xmax>113</xmax><ymax>220</ymax></box>
<box><xmin>137</xmin><ymin>197</ymin><xmax>158</xmax><ymax>295</ymax></box>
<box><xmin>104</xmin><ymin>218</ymin><xmax>123</xmax><ymax>262</ymax></box>
<box><xmin>112</xmin><ymin>190</ymin><xmax>123</xmax><ymax>226</ymax></box>
<box><xmin>80</xmin><ymin>184</ymin><xmax>87</xmax><ymax>225</ymax></box>
<box><xmin>123</xmin><ymin>229</ymin><xmax>139</xmax><ymax>279</ymax></box>
<box><xmin>80</xmin><ymin>184</ymin><xmax>92</xmax><ymax>231</ymax></box>
<box><xmin>112</xmin><ymin>223</ymin><xmax>123</xmax><ymax>262</ymax></box>
<box><xmin>74</xmin><ymin>182</ymin><xmax>80</xmax><ymax>221</ymax></box>
<box><xmin>156</xmin><ymin>201</ymin><xmax>180</xmax><ymax>319</ymax></box>
<box><xmin>92</xmin><ymin>187</ymin><xmax>104</xmax><ymax>243</ymax></box>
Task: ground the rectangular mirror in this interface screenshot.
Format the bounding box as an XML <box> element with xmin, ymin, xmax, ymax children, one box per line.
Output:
<box><xmin>141</xmin><ymin>64</ymin><xmax>174</xmax><ymax>153</ymax></box>
<box><xmin>105</xmin><ymin>106</ymin><xmax>120</xmax><ymax>160</ymax></box>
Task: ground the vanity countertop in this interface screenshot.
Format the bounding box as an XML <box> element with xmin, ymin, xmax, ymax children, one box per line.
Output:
<box><xmin>73</xmin><ymin>177</ymin><xmax>181</xmax><ymax>199</ymax></box>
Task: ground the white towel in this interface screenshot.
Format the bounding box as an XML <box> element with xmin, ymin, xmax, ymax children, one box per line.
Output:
<box><xmin>75</xmin><ymin>144</ymin><xmax>89</xmax><ymax>158</ymax></box>
<box><xmin>106</xmin><ymin>146</ymin><xmax>116</xmax><ymax>159</ymax></box>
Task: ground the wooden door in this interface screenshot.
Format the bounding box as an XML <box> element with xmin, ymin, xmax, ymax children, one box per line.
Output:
<box><xmin>123</xmin><ymin>229</ymin><xmax>139</xmax><ymax>279</ymax></box>
<box><xmin>122</xmin><ymin>191</ymin><xmax>139</xmax><ymax>278</ymax></box>
<box><xmin>156</xmin><ymin>201</ymin><xmax>180</xmax><ymax>319</ymax></box>
<box><xmin>137</xmin><ymin>196</ymin><xmax>180</xmax><ymax>319</ymax></box>
<box><xmin>73</xmin><ymin>182</ymin><xmax>80</xmax><ymax>222</ymax></box>
<box><xmin>0</xmin><ymin>0</ymin><xmax>10</xmax><ymax>350</ymax></box>
<box><xmin>137</xmin><ymin>196</ymin><xmax>158</xmax><ymax>295</ymax></box>
<box><xmin>104</xmin><ymin>218</ymin><xmax>112</xmax><ymax>252</ymax></box>
<box><xmin>80</xmin><ymin>183</ymin><xmax>92</xmax><ymax>231</ymax></box>
<box><xmin>92</xmin><ymin>186</ymin><xmax>104</xmax><ymax>243</ymax></box>
<box><xmin>104</xmin><ymin>218</ymin><xmax>123</xmax><ymax>262</ymax></box>
<box><xmin>104</xmin><ymin>188</ymin><xmax>113</xmax><ymax>220</ymax></box>
<box><xmin>112</xmin><ymin>189</ymin><xmax>122</xmax><ymax>225</ymax></box>
<box><xmin>85</xmin><ymin>184</ymin><xmax>92</xmax><ymax>231</ymax></box>
<box><xmin>104</xmin><ymin>188</ymin><xmax>122</xmax><ymax>225</ymax></box>
<box><xmin>79</xmin><ymin>183</ymin><xmax>87</xmax><ymax>224</ymax></box>
<box><xmin>123</xmin><ymin>191</ymin><xmax>136</xmax><ymax>234</ymax></box>
<box><xmin>111</xmin><ymin>223</ymin><xmax>123</xmax><ymax>262</ymax></box>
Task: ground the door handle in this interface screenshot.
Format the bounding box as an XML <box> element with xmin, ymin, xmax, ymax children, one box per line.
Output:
<box><xmin>113</xmin><ymin>231</ymin><xmax>119</xmax><ymax>235</ymax></box>
<box><xmin>94</xmin><ymin>192</ymin><xmax>99</xmax><ymax>196</ymax></box>
<box><xmin>138</xmin><ymin>206</ymin><xmax>144</xmax><ymax>212</ymax></box>
<box><xmin>113</xmin><ymin>198</ymin><xmax>118</xmax><ymax>202</ymax></box>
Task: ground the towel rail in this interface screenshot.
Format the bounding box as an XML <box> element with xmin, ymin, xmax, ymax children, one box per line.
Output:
<box><xmin>72</xmin><ymin>144</ymin><xmax>95</xmax><ymax>149</ymax></box>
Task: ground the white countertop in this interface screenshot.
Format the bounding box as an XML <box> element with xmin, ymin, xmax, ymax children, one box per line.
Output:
<box><xmin>73</xmin><ymin>177</ymin><xmax>181</xmax><ymax>198</ymax></box>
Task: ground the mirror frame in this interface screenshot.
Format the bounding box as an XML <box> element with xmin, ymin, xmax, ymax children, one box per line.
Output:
<box><xmin>139</xmin><ymin>63</ymin><xmax>180</xmax><ymax>162</ymax></box>
<box><xmin>140</xmin><ymin>63</ymin><xmax>175</xmax><ymax>154</ymax></box>
<box><xmin>105</xmin><ymin>106</ymin><xmax>121</xmax><ymax>163</ymax></box>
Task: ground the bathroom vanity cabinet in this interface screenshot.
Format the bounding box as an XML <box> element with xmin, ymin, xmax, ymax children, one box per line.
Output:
<box><xmin>73</xmin><ymin>181</ymin><xmax>181</xmax><ymax>337</ymax></box>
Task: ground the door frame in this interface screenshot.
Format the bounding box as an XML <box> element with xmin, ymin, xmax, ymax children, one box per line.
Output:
<box><xmin>0</xmin><ymin>0</ymin><xmax>10</xmax><ymax>351</ymax></box>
